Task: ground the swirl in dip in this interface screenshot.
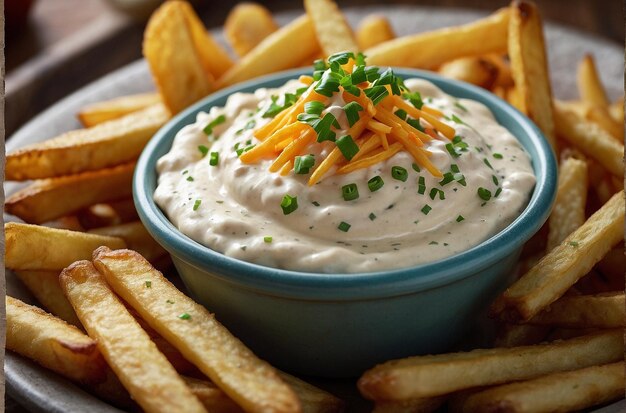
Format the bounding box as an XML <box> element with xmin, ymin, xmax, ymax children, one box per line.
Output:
<box><xmin>155</xmin><ymin>56</ymin><xmax>535</xmax><ymax>273</ymax></box>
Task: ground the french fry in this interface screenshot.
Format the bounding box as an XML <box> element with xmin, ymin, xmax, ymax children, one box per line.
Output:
<box><xmin>493</xmin><ymin>323</ymin><xmax>550</xmax><ymax>348</ymax></box>
<box><xmin>482</xmin><ymin>54</ymin><xmax>514</xmax><ymax>88</ymax></box>
<box><xmin>508</xmin><ymin>0</ymin><xmax>556</xmax><ymax>151</ymax></box>
<box><xmin>490</xmin><ymin>190</ymin><xmax>624</xmax><ymax>322</ymax></box>
<box><xmin>5</xmin><ymin>103</ymin><xmax>169</xmax><ymax>181</ymax></box>
<box><xmin>5</xmin><ymin>162</ymin><xmax>135</xmax><ymax>224</ymax></box>
<box><xmin>438</xmin><ymin>57</ymin><xmax>499</xmax><ymax>89</ymax></box>
<box><xmin>356</xmin><ymin>14</ymin><xmax>395</xmax><ymax>50</ymax></box>
<box><xmin>304</xmin><ymin>0</ymin><xmax>358</xmax><ymax>56</ymax></box>
<box><xmin>14</xmin><ymin>270</ymin><xmax>82</xmax><ymax>327</ymax></box>
<box><xmin>553</xmin><ymin>102</ymin><xmax>624</xmax><ymax>178</ymax></box>
<box><xmin>357</xmin><ymin>330</ymin><xmax>623</xmax><ymax>400</ymax></box>
<box><xmin>5</xmin><ymin>222</ymin><xmax>126</xmax><ymax>271</ymax></box>
<box><xmin>183</xmin><ymin>376</ymin><xmax>245</xmax><ymax>413</ymax></box>
<box><xmin>525</xmin><ymin>293</ymin><xmax>625</xmax><ymax>328</ymax></box>
<box><xmin>144</xmin><ymin>1</ymin><xmax>213</xmax><ymax>114</ymax></box>
<box><xmin>6</xmin><ymin>296</ymin><xmax>106</xmax><ymax>384</ymax></box>
<box><xmin>88</xmin><ymin>221</ymin><xmax>167</xmax><ymax>263</ymax></box>
<box><xmin>76</xmin><ymin>198</ymin><xmax>139</xmax><ymax>229</ymax></box>
<box><xmin>92</xmin><ymin>247</ymin><xmax>301</xmax><ymax>413</ymax></box>
<box><xmin>546</xmin><ymin>157</ymin><xmax>587</xmax><ymax>251</ymax></box>
<box><xmin>217</xmin><ymin>15</ymin><xmax>320</xmax><ymax>88</ymax></box>
<box><xmin>224</xmin><ymin>2</ymin><xmax>279</xmax><ymax>57</ymax></box>
<box><xmin>587</xmin><ymin>105</ymin><xmax>622</xmax><ymax>140</ymax></box>
<box><xmin>577</xmin><ymin>54</ymin><xmax>609</xmax><ymax>108</ymax></box>
<box><xmin>179</xmin><ymin>0</ymin><xmax>234</xmax><ymax>78</ymax></box>
<box><xmin>78</xmin><ymin>93</ymin><xmax>161</xmax><ymax>127</ymax></box>
<box><xmin>278</xmin><ymin>371</ymin><xmax>345</xmax><ymax>413</ymax></box>
<box><xmin>365</xmin><ymin>8</ymin><xmax>509</xmax><ymax>69</ymax></box>
<box><xmin>609</xmin><ymin>97</ymin><xmax>624</xmax><ymax>123</ymax></box>
<box><xmin>60</xmin><ymin>260</ymin><xmax>207</xmax><ymax>413</ymax></box>
<box><xmin>452</xmin><ymin>363</ymin><xmax>625</xmax><ymax>413</ymax></box>
<box><xmin>373</xmin><ymin>397</ymin><xmax>447</xmax><ymax>413</ymax></box>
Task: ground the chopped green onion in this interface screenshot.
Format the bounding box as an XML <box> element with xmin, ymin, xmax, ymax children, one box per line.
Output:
<box><xmin>493</xmin><ymin>153</ymin><xmax>503</xmax><ymax>159</ymax></box>
<box><xmin>315</xmin><ymin>70</ymin><xmax>341</xmax><ymax>97</ymax></box>
<box><xmin>314</xmin><ymin>113</ymin><xmax>339</xmax><ymax>142</ymax></box>
<box><xmin>202</xmin><ymin>115</ymin><xmax>226</xmax><ymax>135</ymax></box>
<box><xmin>145</xmin><ymin>281</ymin><xmax>151</xmax><ymax>288</ymax></box>
<box><xmin>328</xmin><ymin>51</ymin><xmax>355</xmax><ymax>65</ymax></box>
<box><xmin>421</xmin><ymin>204</ymin><xmax>432</xmax><ymax>215</ymax></box>
<box><xmin>403</xmin><ymin>91</ymin><xmax>423</xmax><ymax>109</ymax></box>
<box><xmin>391</xmin><ymin>166</ymin><xmax>408</xmax><ymax>182</ymax></box>
<box><xmin>364</xmin><ymin>85</ymin><xmax>389</xmax><ymax>105</ymax></box>
<box><xmin>417</xmin><ymin>176</ymin><xmax>426</xmax><ymax>195</ymax></box>
<box><xmin>355</xmin><ymin>52</ymin><xmax>366</xmax><ymax>66</ymax></box>
<box><xmin>341</xmin><ymin>183</ymin><xmax>359</xmax><ymax>201</ymax></box>
<box><xmin>305</xmin><ymin>101</ymin><xmax>325</xmax><ymax>116</ymax></box>
<box><xmin>186</xmin><ymin>176</ymin><xmax>194</xmax><ymax>182</ymax></box>
<box><xmin>445</xmin><ymin>143</ymin><xmax>461</xmax><ymax>158</ymax></box>
<box><xmin>369</xmin><ymin>212</ymin><xmax>376</xmax><ymax>221</ymax></box>
<box><xmin>294</xmin><ymin>154</ymin><xmax>315</xmax><ymax>174</ymax></box>
<box><xmin>412</xmin><ymin>162</ymin><xmax>421</xmax><ymax>172</ymax></box>
<box><xmin>568</xmin><ymin>241</ymin><xmax>579</xmax><ymax>247</ymax></box>
<box><xmin>495</xmin><ymin>187</ymin><xmax>502</xmax><ymax>198</ymax></box>
<box><xmin>338</xmin><ymin>221</ymin><xmax>351</xmax><ymax>232</ymax></box>
<box><xmin>406</xmin><ymin>118</ymin><xmax>424</xmax><ymax>132</ymax></box>
<box><xmin>193</xmin><ymin>199</ymin><xmax>202</xmax><ymax>211</ymax></box>
<box><xmin>368</xmin><ymin>176</ymin><xmax>384</xmax><ymax>192</ymax></box>
<box><xmin>312</xmin><ymin>201</ymin><xmax>320</xmax><ymax>207</ymax></box>
<box><xmin>394</xmin><ymin>109</ymin><xmax>408</xmax><ymax>120</ymax></box>
<box><xmin>492</xmin><ymin>175</ymin><xmax>499</xmax><ymax>186</ymax></box>
<box><xmin>198</xmin><ymin>145</ymin><xmax>209</xmax><ymax>157</ymax></box>
<box><xmin>456</xmin><ymin>215</ymin><xmax>465</xmax><ymax>222</ymax></box>
<box><xmin>439</xmin><ymin>172</ymin><xmax>454</xmax><ymax>186</ymax></box>
<box><xmin>454</xmin><ymin>101</ymin><xmax>468</xmax><ymax>112</ymax></box>
<box><xmin>477</xmin><ymin>187</ymin><xmax>492</xmax><ymax>201</ymax></box>
<box><xmin>344</xmin><ymin>102</ymin><xmax>364</xmax><ymax>127</ymax></box>
<box><xmin>450</xmin><ymin>114</ymin><xmax>465</xmax><ymax>124</ymax></box>
<box><xmin>263</xmin><ymin>236</ymin><xmax>273</xmax><ymax>243</ymax></box>
<box><xmin>429</xmin><ymin>188</ymin><xmax>445</xmax><ymax>200</ymax></box>
<box><xmin>178</xmin><ymin>313</ymin><xmax>191</xmax><ymax>320</ymax></box>
<box><xmin>450</xmin><ymin>164</ymin><xmax>460</xmax><ymax>173</ymax></box>
<box><xmin>429</xmin><ymin>241</ymin><xmax>439</xmax><ymax>245</ymax></box>
<box><xmin>351</xmin><ymin>65</ymin><xmax>366</xmax><ymax>84</ymax></box>
<box><xmin>281</xmin><ymin>195</ymin><xmax>298</xmax><ymax>215</ymax></box>
<box><xmin>483</xmin><ymin>158</ymin><xmax>494</xmax><ymax>169</ymax></box>
<box><xmin>209</xmin><ymin>152</ymin><xmax>219</xmax><ymax>166</ymax></box>
<box><xmin>336</xmin><ymin>135</ymin><xmax>359</xmax><ymax>160</ymax></box>
<box><xmin>166</xmin><ymin>299</ymin><xmax>174</xmax><ymax>304</ymax></box>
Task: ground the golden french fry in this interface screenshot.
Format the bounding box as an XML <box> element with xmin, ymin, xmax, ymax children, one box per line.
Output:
<box><xmin>356</xmin><ymin>14</ymin><xmax>395</xmax><ymax>50</ymax></box>
<box><xmin>217</xmin><ymin>15</ymin><xmax>320</xmax><ymax>88</ymax></box>
<box><xmin>5</xmin><ymin>162</ymin><xmax>134</xmax><ymax>224</ymax></box>
<box><xmin>546</xmin><ymin>157</ymin><xmax>587</xmax><ymax>251</ymax></box>
<box><xmin>553</xmin><ymin>102</ymin><xmax>623</xmax><ymax>178</ymax></box>
<box><xmin>224</xmin><ymin>2</ymin><xmax>279</xmax><ymax>57</ymax></box>
<box><xmin>144</xmin><ymin>1</ymin><xmax>213</xmax><ymax>114</ymax></box>
<box><xmin>373</xmin><ymin>397</ymin><xmax>447</xmax><ymax>413</ymax></box>
<box><xmin>556</xmin><ymin>99</ymin><xmax>593</xmax><ymax>118</ymax></box>
<box><xmin>88</xmin><ymin>221</ymin><xmax>167</xmax><ymax>263</ymax></box>
<box><xmin>5</xmin><ymin>222</ymin><xmax>126</xmax><ymax>271</ymax></box>
<box><xmin>491</xmin><ymin>190</ymin><xmax>624</xmax><ymax>322</ymax></box>
<box><xmin>508</xmin><ymin>0</ymin><xmax>556</xmax><ymax>151</ymax></box>
<box><xmin>587</xmin><ymin>105</ymin><xmax>623</xmax><ymax>140</ymax></box>
<box><xmin>76</xmin><ymin>199</ymin><xmax>139</xmax><ymax>229</ymax></box>
<box><xmin>493</xmin><ymin>323</ymin><xmax>550</xmax><ymax>348</ymax></box>
<box><xmin>609</xmin><ymin>97</ymin><xmax>624</xmax><ymax>123</ymax></box>
<box><xmin>453</xmin><ymin>362</ymin><xmax>624</xmax><ymax>413</ymax></box>
<box><xmin>357</xmin><ymin>330</ymin><xmax>623</xmax><ymax>400</ymax></box>
<box><xmin>14</xmin><ymin>270</ymin><xmax>82</xmax><ymax>327</ymax></box>
<box><xmin>438</xmin><ymin>57</ymin><xmax>499</xmax><ymax>89</ymax></box>
<box><xmin>505</xmin><ymin>86</ymin><xmax>524</xmax><ymax>112</ymax></box>
<box><xmin>304</xmin><ymin>0</ymin><xmax>358</xmax><ymax>56</ymax></box>
<box><xmin>179</xmin><ymin>0</ymin><xmax>234</xmax><ymax>78</ymax></box>
<box><xmin>365</xmin><ymin>8</ymin><xmax>509</xmax><ymax>69</ymax></box>
<box><xmin>60</xmin><ymin>260</ymin><xmax>207</xmax><ymax>413</ymax></box>
<box><xmin>78</xmin><ymin>93</ymin><xmax>161</xmax><ymax>127</ymax></box>
<box><xmin>482</xmin><ymin>54</ymin><xmax>514</xmax><ymax>88</ymax></box>
<box><xmin>525</xmin><ymin>293</ymin><xmax>625</xmax><ymax>328</ymax></box>
<box><xmin>183</xmin><ymin>376</ymin><xmax>245</xmax><ymax>413</ymax></box>
<box><xmin>6</xmin><ymin>103</ymin><xmax>169</xmax><ymax>181</ymax></box>
<box><xmin>6</xmin><ymin>296</ymin><xmax>106</xmax><ymax>384</ymax></box>
<box><xmin>577</xmin><ymin>54</ymin><xmax>609</xmax><ymax>108</ymax></box>
<box><xmin>92</xmin><ymin>247</ymin><xmax>301</xmax><ymax>413</ymax></box>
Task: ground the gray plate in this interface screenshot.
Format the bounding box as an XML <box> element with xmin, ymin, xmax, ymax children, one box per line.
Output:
<box><xmin>5</xmin><ymin>5</ymin><xmax>624</xmax><ymax>413</ymax></box>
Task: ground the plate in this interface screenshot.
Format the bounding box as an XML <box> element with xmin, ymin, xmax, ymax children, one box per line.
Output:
<box><xmin>5</xmin><ymin>5</ymin><xmax>624</xmax><ymax>413</ymax></box>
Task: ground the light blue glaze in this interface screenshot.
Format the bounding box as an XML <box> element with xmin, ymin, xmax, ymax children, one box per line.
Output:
<box><xmin>134</xmin><ymin>68</ymin><xmax>557</xmax><ymax>377</ymax></box>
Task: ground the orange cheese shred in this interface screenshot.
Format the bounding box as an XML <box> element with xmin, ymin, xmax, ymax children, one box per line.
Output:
<box><xmin>337</xmin><ymin>142</ymin><xmax>404</xmax><ymax>174</ymax></box>
<box><xmin>269</xmin><ymin>128</ymin><xmax>315</xmax><ymax>172</ymax></box>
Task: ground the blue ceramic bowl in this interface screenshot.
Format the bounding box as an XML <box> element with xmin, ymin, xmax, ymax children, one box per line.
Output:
<box><xmin>134</xmin><ymin>68</ymin><xmax>557</xmax><ymax>378</ymax></box>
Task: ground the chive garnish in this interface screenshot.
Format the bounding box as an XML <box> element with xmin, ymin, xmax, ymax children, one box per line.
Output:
<box><xmin>417</xmin><ymin>176</ymin><xmax>426</xmax><ymax>195</ymax></box>
<box><xmin>186</xmin><ymin>176</ymin><xmax>194</xmax><ymax>182</ymax></box>
<box><xmin>421</xmin><ymin>204</ymin><xmax>432</xmax><ymax>215</ymax></box>
<box><xmin>342</xmin><ymin>183</ymin><xmax>359</xmax><ymax>201</ymax></box>
<box><xmin>492</xmin><ymin>175</ymin><xmax>499</xmax><ymax>186</ymax></box>
<box><xmin>568</xmin><ymin>241</ymin><xmax>579</xmax><ymax>247</ymax></box>
<box><xmin>391</xmin><ymin>166</ymin><xmax>408</xmax><ymax>182</ymax></box>
<box><xmin>394</xmin><ymin>109</ymin><xmax>408</xmax><ymax>120</ymax></box>
<box><xmin>145</xmin><ymin>281</ymin><xmax>151</xmax><ymax>288</ymax></box>
<box><xmin>456</xmin><ymin>215</ymin><xmax>465</xmax><ymax>222</ymax></box>
<box><xmin>495</xmin><ymin>187</ymin><xmax>502</xmax><ymax>198</ymax></box>
<box><xmin>203</xmin><ymin>115</ymin><xmax>226</xmax><ymax>135</ymax></box>
<box><xmin>369</xmin><ymin>212</ymin><xmax>376</xmax><ymax>221</ymax></box>
<box><xmin>294</xmin><ymin>154</ymin><xmax>315</xmax><ymax>174</ymax></box>
<box><xmin>281</xmin><ymin>195</ymin><xmax>298</xmax><ymax>215</ymax></box>
<box><xmin>312</xmin><ymin>201</ymin><xmax>320</xmax><ymax>207</ymax></box>
<box><xmin>483</xmin><ymin>158</ymin><xmax>494</xmax><ymax>169</ymax></box>
<box><xmin>368</xmin><ymin>176</ymin><xmax>384</xmax><ymax>192</ymax></box>
<box><xmin>198</xmin><ymin>145</ymin><xmax>209</xmax><ymax>157</ymax></box>
<box><xmin>439</xmin><ymin>172</ymin><xmax>454</xmax><ymax>186</ymax></box>
<box><xmin>305</xmin><ymin>101</ymin><xmax>325</xmax><ymax>116</ymax></box>
<box><xmin>209</xmin><ymin>152</ymin><xmax>219</xmax><ymax>166</ymax></box>
<box><xmin>493</xmin><ymin>153</ymin><xmax>503</xmax><ymax>159</ymax></box>
<box><xmin>429</xmin><ymin>188</ymin><xmax>445</xmax><ymax>200</ymax></box>
<box><xmin>338</xmin><ymin>221</ymin><xmax>351</xmax><ymax>232</ymax></box>
<box><xmin>344</xmin><ymin>102</ymin><xmax>364</xmax><ymax>127</ymax></box>
<box><xmin>178</xmin><ymin>313</ymin><xmax>191</xmax><ymax>320</ymax></box>
<box><xmin>477</xmin><ymin>187</ymin><xmax>492</xmax><ymax>201</ymax></box>
<box><xmin>445</xmin><ymin>143</ymin><xmax>460</xmax><ymax>158</ymax></box>
<box><xmin>193</xmin><ymin>199</ymin><xmax>202</xmax><ymax>211</ymax></box>
<box><xmin>264</xmin><ymin>236</ymin><xmax>273</xmax><ymax>243</ymax></box>
<box><xmin>412</xmin><ymin>163</ymin><xmax>421</xmax><ymax>172</ymax></box>
<box><xmin>336</xmin><ymin>135</ymin><xmax>359</xmax><ymax>160</ymax></box>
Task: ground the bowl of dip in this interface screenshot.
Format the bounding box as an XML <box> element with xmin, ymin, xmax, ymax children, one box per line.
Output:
<box><xmin>134</xmin><ymin>63</ymin><xmax>557</xmax><ymax>378</ymax></box>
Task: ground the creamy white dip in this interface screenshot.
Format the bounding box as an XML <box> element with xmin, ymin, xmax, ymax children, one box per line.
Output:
<box><xmin>155</xmin><ymin>78</ymin><xmax>535</xmax><ymax>273</ymax></box>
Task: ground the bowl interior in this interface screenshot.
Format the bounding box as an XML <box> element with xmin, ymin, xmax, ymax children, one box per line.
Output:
<box><xmin>134</xmin><ymin>68</ymin><xmax>557</xmax><ymax>300</ymax></box>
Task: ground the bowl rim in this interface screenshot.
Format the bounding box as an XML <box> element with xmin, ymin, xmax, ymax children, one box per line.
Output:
<box><xmin>134</xmin><ymin>67</ymin><xmax>557</xmax><ymax>301</ymax></box>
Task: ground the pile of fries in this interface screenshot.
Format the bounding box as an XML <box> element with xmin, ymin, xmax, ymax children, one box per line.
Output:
<box><xmin>4</xmin><ymin>0</ymin><xmax>624</xmax><ymax>412</ymax></box>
